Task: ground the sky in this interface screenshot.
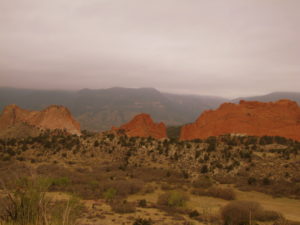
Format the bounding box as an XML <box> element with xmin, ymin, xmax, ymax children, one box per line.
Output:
<box><xmin>0</xmin><ymin>0</ymin><xmax>299</xmax><ymax>98</ymax></box>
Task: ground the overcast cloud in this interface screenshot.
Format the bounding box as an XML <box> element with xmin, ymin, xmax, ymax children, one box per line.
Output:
<box><xmin>0</xmin><ymin>0</ymin><xmax>299</xmax><ymax>98</ymax></box>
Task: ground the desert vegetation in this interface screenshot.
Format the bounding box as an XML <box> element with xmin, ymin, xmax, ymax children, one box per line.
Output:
<box><xmin>0</xmin><ymin>132</ymin><xmax>299</xmax><ymax>224</ymax></box>
<box><xmin>220</xmin><ymin>200</ymin><xmax>282</xmax><ymax>225</ymax></box>
<box><xmin>0</xmin><ymin>177</ymin><xmax>82</xmax><ymax>225</ymax></box>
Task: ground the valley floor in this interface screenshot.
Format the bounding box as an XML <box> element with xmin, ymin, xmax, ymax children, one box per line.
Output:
<box><xmin>44</xmin><ymin>186</ymin><xmax>300</xmax><ymax>225</ymax></box>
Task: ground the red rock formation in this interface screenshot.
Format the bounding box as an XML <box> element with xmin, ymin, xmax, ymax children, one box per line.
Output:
<box><xmin>0</xmin><ymin>104</ymin><xmax>30</xmax><ymax>130</ymax></box>
<box><xmin>180</xmin><ymin>99</ymin><xmax>300</xmax><ymax>141</ymax></box>
<box><xmin>112</xmin><ymin>113</ymin><xmax>167</xmax><ymax>139</ymax></box>
<box><xmin>0</xmin><ymin>104</ymin><xmax>81</xmax><ymax>135</ymax></box>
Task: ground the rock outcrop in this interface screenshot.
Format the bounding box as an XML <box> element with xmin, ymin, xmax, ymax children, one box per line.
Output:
<box><xmin>0</xmin><ymin>104</ymin><xmax>81</xmax><ymax>136</ymax></box>
<box><xmin>180</xmin><ymin>99</ymin><xmax>300</xmax><ymax>141</ymax></box>
<box><xmin>112</xmin><ymin>113</ymin><xmax>167</xmax><ymax>139</ymax></box>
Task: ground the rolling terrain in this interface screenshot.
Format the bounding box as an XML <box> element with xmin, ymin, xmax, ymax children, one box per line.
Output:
<box><xmin>0</xmin><ymin>132</ymin><xmax>300</xmax><ymax>225</ymax></box>
<box><xmin>0</xmin><ymin>94</ymin><xmax>300</xmax><ymax>225</ymax></box>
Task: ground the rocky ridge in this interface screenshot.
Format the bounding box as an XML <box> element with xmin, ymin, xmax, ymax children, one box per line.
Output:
<box><xmin>180</xmin><ymin>99</ymin><xmax>300</xmax><ymax>141</ymax></box>
<box><xmin>0</xmin><ymin>104</ymin><xmax>81</xmax><ymax>136</ymax></box>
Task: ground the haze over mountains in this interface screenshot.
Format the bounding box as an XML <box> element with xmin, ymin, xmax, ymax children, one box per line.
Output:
<box><xmin>233</xmin><ymin>92</ymin><xmax>300</xmax><ymax>104</ymax></box>
<box><xmin>0</xmin><ymin>87</ymin><xmax>226</xmax><ymax>131</ymax></box>
<box><xmin>1</xmin><ymin>87</ymin><xmax>300</xmax><ymax>131</ymax></box>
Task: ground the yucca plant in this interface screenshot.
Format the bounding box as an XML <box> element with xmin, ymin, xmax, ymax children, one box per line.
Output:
<box><xmin>0</xmin><ymin>177</ymin><xmax>82</xmax><ymax>225</ymax></box>
<box><xmin>0</xmin><ymin>177</ymin><xmax>50</xmax><ymax>225</ymax></box>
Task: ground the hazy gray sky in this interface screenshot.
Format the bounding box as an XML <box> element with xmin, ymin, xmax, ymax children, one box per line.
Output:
<box><xmin>0</xmin><ymin>0</ymin><xmax>299</xmax><ymax>98</ymax></box>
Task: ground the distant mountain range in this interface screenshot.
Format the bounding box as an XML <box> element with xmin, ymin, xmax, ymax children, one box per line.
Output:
<box><xmin>233</xmin><ymin>92</ymin><xmax>300</xmax><ymax>104</ymax></box>
<box><xmin>0</xmin><ymin>87</ymin><xmax>299</xmax><ymax>131</ymax></box>
<box><xmin>0</xmin><ymin>87</ymin><xmax>226</xmax><ymax>131</ymax></box>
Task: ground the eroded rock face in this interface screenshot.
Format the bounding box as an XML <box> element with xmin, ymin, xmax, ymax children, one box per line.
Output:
<box><xmin>112</xmin><ymin>113</ymin><xmax>167</xmax><ymax>139</ymax></box>
<box><xmin>0</xmin><ymin>104</ymin><xmax>29</xmax><ymax>129</ymax></box>
<box><xmin>180</xmin><ymin>99</ymin><xmax>300</xmax><ymax>141</ymax></box>
<box><xmin>0</xmin><ymin>104</ymin><xmax>81</xmax><ymax>135</ymax></box>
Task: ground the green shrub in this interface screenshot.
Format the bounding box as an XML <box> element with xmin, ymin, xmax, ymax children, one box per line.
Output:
<box><xmin>51</xmin><ymin>177</ymin><xmax>71</xmax><ymax>187</ymax></box>
<box><xmin>103</xmin><ymin>188</ymin><xmax>117</xmax><ymax>202</ymax></box>
<box><xmin>262</xmin><ymin>177</ymin><xmax>271</xmax><ymax>185</ymax></box>
<box><xmin>192</xmin><ymin>187</ymin><xmax>236</xmax><ymax>200</ymax></box>
<box><xmin>0</xmin><ymin>177</ymin><xmax>51</xmax><ymax>225</ymax></box>
<box><xmin>247</xmin><ymin>177</ymin><xmax>257</xmax><ymax>185</ymax></box>
<box><xmin>207</xmin><ymin>187</ymin><xmax>236</xmax><ymax>200</ymax></box>
<box><xmin>221</xmin><ymin>200</ymin><xmax>281</xmax><ymax>225</ymax></box>
<box><xmin>157</xmin><ymin>191</ymin><xmax>189</xmax><ymax>208</ymax></box>
<box><xmin>221</xmin><ymin>201</ymin><xmax>261</xmax><ymax>225</ymax></box>
<box><xmin>189</xmin><ymin>210</ymin><xmax>200</xmax><ymax>218</ymax></box>
<box><xmin>0</xmin><ymin>177</ymin><xmax>82</xmax><ymax>225</ymax></box>
<box><xmin>138</xmin><ymin>199</ymin><xmax>147</xmax><ymax>207</ymax></box>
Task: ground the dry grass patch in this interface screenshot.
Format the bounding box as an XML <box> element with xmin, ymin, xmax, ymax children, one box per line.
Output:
<box><xmin>236</xmin><ymin>189</ymin><xmax>300</xmax><ymax>222</ymax></box>
<box><xmin>110</xmin><ymin>199</ymin><xmax>136</xmax><ymax>214</ymax></box>
<box><xmin>192</xmin><ymin>176</ymin><xmax>214</xmax><ymax>189</ymax></box>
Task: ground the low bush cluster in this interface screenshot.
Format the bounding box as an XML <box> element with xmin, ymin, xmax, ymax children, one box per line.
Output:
<box><xmin>192</xmin><ymin>176</ymin><xmax>213</xmax><ymax>189</ymax></box>
<box><xmin>221</xmin><ymin>200</ymin><xmax>281</xmax><ymax>225</ymax></box>
<box><xmin>157</xmin><ymin>191</ymin><xmax>189</xmax><ymax>208</ymax></box>
<box><xmin>192</xmin><ymin>187</ymin><xmax>236</xmax><ymax>200</ymax></box>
